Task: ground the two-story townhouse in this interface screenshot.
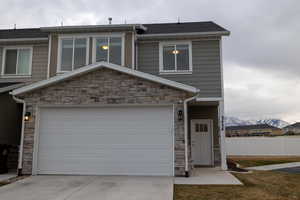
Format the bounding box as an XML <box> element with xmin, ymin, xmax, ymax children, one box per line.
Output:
<box><xmin>0</xmin><ymin>21</ymin><xmax>229</xmax><ymax>177</ymax></box>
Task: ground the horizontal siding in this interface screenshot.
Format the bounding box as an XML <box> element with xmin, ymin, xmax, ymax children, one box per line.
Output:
<box><xmin>0</xmin><ymin>42</ymin><xmax>48</xmax><ymax>83</ymax></box>
<box><xmin>31</xmin><ymin>44</ymin><xmax>48</xmax><ymax>81</ymax></box>
<box><xmin>137</xmin><ymin>40</ymin><xmax>222</xmax><ymax>97</ymax></box>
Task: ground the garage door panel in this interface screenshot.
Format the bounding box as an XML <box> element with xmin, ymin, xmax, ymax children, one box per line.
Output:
<box><xmin>37</xmin><ymin>106</ymin><xmax>173</xmax><ymax>176</ymax></box>
<box><xmin>38</xmin><ymin>158</ymin><xmax>172</xmax><ymax>175</ymax></box>
<box><xmin>39</xmin><ymin>135</ymin><xmax>172</xmax><ymax>146</ymax></box>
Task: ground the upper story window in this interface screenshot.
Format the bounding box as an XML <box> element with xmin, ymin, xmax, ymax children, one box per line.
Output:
<box><xmin>92</xmin><ymin>36</ymin><xmax>123</xmax><ymax>65</ymax></box>
<box><xmin>1</xmin><ymin>47</ymin><xmax>32</xmax><ymax>76</ymax></box>
<box><xmin>58</xmin><ymin>36</ymin><xmax>89</xmax><ymax>72</ymax></box>
<box><xmin>159</xmin><ymin>41</ymin><xmax>192</xmax><ymax>74</ymax></box>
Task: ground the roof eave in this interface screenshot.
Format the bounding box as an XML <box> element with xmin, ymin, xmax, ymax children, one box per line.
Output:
<box><xmin>0</xmin><ymin>83</ymin><xmax>25</xmax><ymax>94</ymax></box>
<box><xmin>0</xmin><ymin>37</ymin><xmax>49</xmax><ymax>42</ymax></box>
<box><xmin>41</xmin><ymin>24</ymin><xmax>145</xmax><ymax>32</ymax></box>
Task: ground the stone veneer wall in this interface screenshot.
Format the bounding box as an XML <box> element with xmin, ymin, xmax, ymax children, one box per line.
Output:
<box><xmin>18</xmin><ymin>68</ymin><xmax>192</xmax><ymax>176</ymax></box>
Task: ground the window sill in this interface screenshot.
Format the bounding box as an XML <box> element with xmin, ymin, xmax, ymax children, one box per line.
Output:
<box><xmin>159</xmin><ymin>71</ymin><xmax>193</xmax><ymax>75</ymax></box>
<box><xmin>0</xmin><ymin>75</ymin><xmax>32</xmax><ymax>79</ymax></box>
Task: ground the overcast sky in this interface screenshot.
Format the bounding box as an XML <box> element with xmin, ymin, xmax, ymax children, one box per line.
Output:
<box><xmin>1</xmin><ymin>0</ymin><xmax>299</xmax><ymax>123</ymax></box>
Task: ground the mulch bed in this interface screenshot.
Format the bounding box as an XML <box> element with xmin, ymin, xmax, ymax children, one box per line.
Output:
<box><xmin>227</xmin><ymin>159</ymin><xmax>249</xmax><ymax>173</ymax></box>
<box><xmin>0</xmin><ymin>176</ymin><xmax>28</xmax><ymax>187</ymax></box>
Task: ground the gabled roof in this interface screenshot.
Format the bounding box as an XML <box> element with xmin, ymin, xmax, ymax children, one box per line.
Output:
<box><xmin>226</xmin><ymin>124</ymin><xmax>281</xmax><ymax>131</ymax></box>
<box><xmin>11</xmin><ymin>62</ymin><xmax>199</xmax><ymax>96</ymax></box>
<box><xmin>284</xmin><ymin>122</ymin><xmax>300</xmax><ymax>129</ymax></box>
<box><xmin>0</xmin><ymin>28</ymin><xmax>48</xmax><ymax>41</ymax></box>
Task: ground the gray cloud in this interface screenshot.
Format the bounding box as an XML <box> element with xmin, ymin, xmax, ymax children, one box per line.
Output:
<box><xmin>0</xmin><ymin>0</ymin><xmax>299</xmax><ymax>121</ymax></box>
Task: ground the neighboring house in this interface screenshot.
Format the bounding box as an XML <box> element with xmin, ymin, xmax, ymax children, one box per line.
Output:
<box><xmin>283</xmin><ymin>122</ymin><xmax>300</xmax><ymax>134</ymax></box>
<box><xmin>226</xmin><ymin>124</ymin><xmax>283</xmax><ymax>137</ymax></box>
<box><xmin>0</xmin><ymin>21</ymin><xmax>230</xmax><ymax>177</ymax></box>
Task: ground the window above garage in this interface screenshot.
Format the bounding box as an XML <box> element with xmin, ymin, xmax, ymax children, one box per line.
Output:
<box><xmin>92</xmin><ymin>35</ymin><xmax>124</xmax><ymax>66</ymax></box>
<box><xmin>57</xmin><ymin>34</ymin><xmax>124</xmax><ymax>73</ymax></box>
<box><xmin>57</xmin><ymin>36</ymin><xmax>89</xmax><ymax>72</ymax></box>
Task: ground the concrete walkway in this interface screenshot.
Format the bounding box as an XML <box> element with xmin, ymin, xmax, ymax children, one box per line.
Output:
<box><xmin>174</xmin><ymin>168</ymin><xmax>242</xmax><ymax>185</ymax></box>
<box><xmin>0</xmin><ymin>176</ymin><xmax>173</xmax><ymax>200</ymax></box>
<box><xmin>246</xmin><ymin>162</ymin><xmax>300</xmax><ymax>171</ymax></box>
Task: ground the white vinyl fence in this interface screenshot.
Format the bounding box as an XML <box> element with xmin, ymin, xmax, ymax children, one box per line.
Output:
<box><xmin>226</xmin><ymin>137</ymin><xmax>300</xmax><ymax>156</ymax></box>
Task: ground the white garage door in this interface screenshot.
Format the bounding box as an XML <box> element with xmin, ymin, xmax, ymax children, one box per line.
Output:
<box><xmin>36</xmin><ymin>106</ymin><xmax>174</xmax><ymax>176</ymax></box>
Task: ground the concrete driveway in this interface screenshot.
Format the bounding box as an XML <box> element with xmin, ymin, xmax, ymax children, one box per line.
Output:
<box><xmin>0</xmin><ymin>175</ymin><xmax>173</xmax><ymax>200</ymax></box>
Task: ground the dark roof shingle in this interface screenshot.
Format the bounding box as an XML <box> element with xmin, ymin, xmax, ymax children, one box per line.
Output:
<box><xmin>141</xmin><ymin>21</ymin><xmax>229</xmax><ymax>35</ymax></box>
<box><xmin>0</xmin><ymin>28</ymin><xmax>48</xmax><ymax>39</ymax></box>
<box><xmin>0</xmin><ymin>21</ymin><xmax>229</xmax><ymax>39</ymax></box>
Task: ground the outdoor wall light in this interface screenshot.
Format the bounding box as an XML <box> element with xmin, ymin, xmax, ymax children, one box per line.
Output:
<box><xmin>24</xmin><ymin>112</ymin><xmax>31</xmax><ymax>121</ymax></box>
<box><xmin>178</xmin><ymin>110</ymin><xmax>183</xmax><ymax>121</ymax></box>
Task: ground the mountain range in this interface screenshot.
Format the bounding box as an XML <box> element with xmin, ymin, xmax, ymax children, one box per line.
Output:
<box><xmin>225</xmin><ymin>116</ymin><xmax>290</xmax><ymax>128</ymax></box>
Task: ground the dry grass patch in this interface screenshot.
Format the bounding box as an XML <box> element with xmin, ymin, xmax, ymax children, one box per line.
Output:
<box><xmin>175</xmin><ymin>171</ymin><xmax>300</xmax><ymax>200</ymax></box>
<box><xmin>229</xmin><ymin>156</ymin><xmax>300</xmax><ymax>168</ymax></box>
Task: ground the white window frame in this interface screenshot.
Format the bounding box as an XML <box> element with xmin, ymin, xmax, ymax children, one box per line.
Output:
<box><xmin>1</xmin><ymin>46</ymin><xmax>33</xmax><ymax>77</ymax></box>
<box><xmin>92</xmin><ymin>33</ymin><xmax>125</xmax><ymax>66</ymax></box>
<box><xmin>57</xmin><ymin>35</ymin><xmax>90</xmax><ymax>73</ymax></box>
<box><xmin>159</xmin><ymin>41</ymin><xmax>193</xmax><ymax>74</ymax></box>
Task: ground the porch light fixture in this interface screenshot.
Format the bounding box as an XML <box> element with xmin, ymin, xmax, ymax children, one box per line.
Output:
<box><xmin>101</xmin><ymin>45</ymin><xmax>109</xmax><ymax>50</ymax></box>
<box><xmin>172</xmin><ymin>50</ymin><xmax>179</xmax><ymax>54</ymax></box>
<box><xmin>178</xmin><ymin>110</ymin><xmax>183</xmax><ymax>121</ymax></box>
<box><xmin>24</xmin><ymin>112</ymin><xmax>31</xmax><ymax>121</ymax></box>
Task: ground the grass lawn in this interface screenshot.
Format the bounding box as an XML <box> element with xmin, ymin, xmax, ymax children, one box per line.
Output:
<box><xmin>229</xmin><ymin>156</ymin><xmax>300</xmax><ymax>168</ymax></box>
<box><xmin>175</xmin><ymin>171</ymin><xmax>300</xmax><ymax>200</ymax></box>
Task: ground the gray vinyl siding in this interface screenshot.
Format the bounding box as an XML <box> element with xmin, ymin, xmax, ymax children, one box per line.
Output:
<box><xmin>0</xmin><ymin>42</ymin><xmax>48</xmax><ymax>83</ymax></box>
<box><xmin>137</xmin><ymin>40</ymin><xmax>222</xmax><ymax>97</ymax></box>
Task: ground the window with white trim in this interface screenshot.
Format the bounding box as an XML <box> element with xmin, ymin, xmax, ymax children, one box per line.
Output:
<box><xmin>159</xmin><ymin>42</ymin><xmax>192</xmax><ymax>73</ymax></box>
<box><xmin>93</xmin><ymin>36</ymin><xmax>122</xmax><ymax>65</ymax></box>
<box><xmin>59</xmin><ymin>37</ymin><xmax>89</xmax><ymax>72</ymax></box>
<box><xmin>2</xmin><ymin>47</ymin><xmax>32</xmax><ymax>76</ymax></box>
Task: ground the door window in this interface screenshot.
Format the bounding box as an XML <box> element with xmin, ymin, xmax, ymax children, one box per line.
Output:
<box><xmin>195</xmin><ymin>123</ymin><xmax>208</xmax><ymax>133</ymax></box>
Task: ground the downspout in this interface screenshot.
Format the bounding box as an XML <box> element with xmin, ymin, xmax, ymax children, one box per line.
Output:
<box><xmin>11</xmin><ymin>94</ymin><xmax>26</xmax><ymax>176</ymax></box>
<box><xmin>183</xmin><ymin>92</ymin><xmax>200</xmax><ymax>177</ymax></box>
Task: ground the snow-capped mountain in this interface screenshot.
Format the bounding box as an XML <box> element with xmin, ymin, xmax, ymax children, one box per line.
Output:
<box><xmin>255</xmin><ymin>119</ymin><xmax>290</xmax><ymax>128</ymax></box>
<box><xmin>224</xmin><ymin>116</ymin><xmax>253</xmax><ymax>127</ymax></box>
<box><xmin>225</xmin><ymin>117</ymin><xmax>289</xmax><ymax>128</ymax></box>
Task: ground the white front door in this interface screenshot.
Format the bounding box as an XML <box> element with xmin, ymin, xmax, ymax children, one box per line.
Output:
<box><xmin>191</xmin><ymin>119</ymin><xmax>213</xmax><ymax>166</ymax></box>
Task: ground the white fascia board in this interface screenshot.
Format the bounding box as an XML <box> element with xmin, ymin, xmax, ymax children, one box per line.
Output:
<box><xmin>41</xmin><ymin>24</ymin><xmax>145</xmax><ymax>31</ymax></box>
<box><xmin>11</xmin><ymin>62</ymin><xmax>199</xmax><ymax>95</ymax></box>
<box><xmin>137</xmin><ymin>31</ymin><xmax>230</xmax><ymax>38</ymax></box>
<box><xmin>0</xmin><ymin>38</ymin><xmax>48</xmax><ymax>42</ymax></box>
